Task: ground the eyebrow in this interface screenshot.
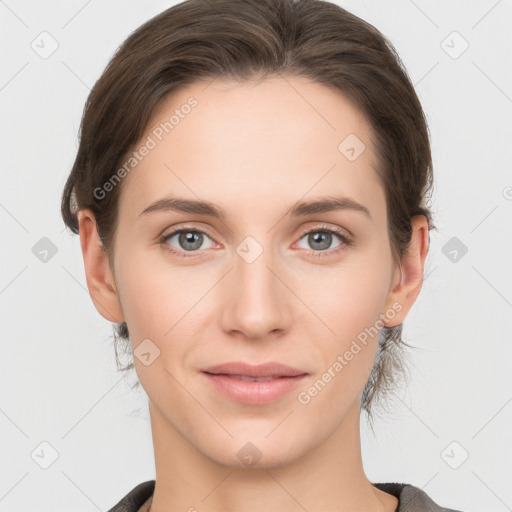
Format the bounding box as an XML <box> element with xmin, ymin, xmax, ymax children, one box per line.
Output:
<box><xmin>138</xmin><ymin>195</ymin><xmax>372</xmax><ymax>220</ymax></box>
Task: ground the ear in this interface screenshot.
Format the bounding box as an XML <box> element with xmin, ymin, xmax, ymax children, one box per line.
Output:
<box><xmin>381</xmin><ymin>215</ymin><xmax>430</xmax><ymax>327</ymax></box>
<box><xmin>77</xmin><ymin>208</ymin><xmax>125</xmax><ymax>323</ymax></box>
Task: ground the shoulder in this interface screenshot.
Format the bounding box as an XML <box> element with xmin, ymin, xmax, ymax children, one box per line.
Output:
<box><xmin>373</xmin><ymin>482</ymin><xmax>466</xmax><ymax>512</ymax></box>
<box><xmin>106</xmin><ymin>480</ymin><xmax>155</xmax><ymax>512</ymax></box>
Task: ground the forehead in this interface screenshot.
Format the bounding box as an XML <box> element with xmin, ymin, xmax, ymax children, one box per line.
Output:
<box><xmin>119</xmin><ymin>76</ymin><xmax>386</xmax><ymax>223</ymax></box>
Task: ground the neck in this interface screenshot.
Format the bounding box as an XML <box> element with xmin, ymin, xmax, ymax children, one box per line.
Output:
<box><xmin>145</xmin><ymin>400</ymin><xmax>397</xmax><ymax>512</ymax></box>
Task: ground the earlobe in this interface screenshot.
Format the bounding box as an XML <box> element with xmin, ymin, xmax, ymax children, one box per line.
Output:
<box><xmin>77</xmin><ymin>209</ymin><xmax>125</xmax><ymax>323</ymax></box>
<box><xmin>381</xmin><ymin>215</ymin><xmax>430</xmax><ymax>328</ymax></box>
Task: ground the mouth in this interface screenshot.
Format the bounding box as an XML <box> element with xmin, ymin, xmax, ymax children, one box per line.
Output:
<box><xmin>200</xmin><ymin>362</ymin><xmax>309</xmax><ymax>405</ymax></box>
<box><xmin>203</xmin><ymin>374</ymin><xmax>295</xmax><ymax>382</ymax></box>
<box><xmin>201</xmin><ymin>361</ymin><xmax>308</xmax><ymax>379</ymax></box>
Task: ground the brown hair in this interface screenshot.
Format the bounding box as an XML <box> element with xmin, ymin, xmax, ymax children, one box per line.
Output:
<box><xmin>61</xmin><ymin>0</ymin><xmax>435</xmax><ymax>426</ymax></box>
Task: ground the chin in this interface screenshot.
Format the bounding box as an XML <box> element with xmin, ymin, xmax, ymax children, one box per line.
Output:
<box><xmin>199</xmin><ymin>432</ymin><xmax>311</xmax><ymax>471</ymax></box>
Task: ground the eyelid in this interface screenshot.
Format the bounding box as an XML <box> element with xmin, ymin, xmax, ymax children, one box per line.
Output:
<box><xmin>159</xmin><ymin>223</ymin><xmax>219</xmax><ymax>254</ymax></box>
<box><xmin>292</xmin><ymin>223</ymin><xmax>353</xmax><ymax>255</ymax></box>
<box><xmin>299</xmin><ymin>223</ymin><xmax>351</xmax><ymax>240</ymax></box>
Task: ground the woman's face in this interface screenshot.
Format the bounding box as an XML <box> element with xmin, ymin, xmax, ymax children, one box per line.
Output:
<box><xmin>82</xmin><ymin>76</ymin><xmax>419</xmax><ymax>468</ymax></box>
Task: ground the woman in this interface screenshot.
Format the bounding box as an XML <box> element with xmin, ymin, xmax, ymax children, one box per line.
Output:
<box><xmin>61</xmin><ymin>0</ymin><xmax>466</xmax><ymax>510</ymax></box>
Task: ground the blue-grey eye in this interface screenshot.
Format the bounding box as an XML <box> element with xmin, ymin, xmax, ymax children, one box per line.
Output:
<box><xmin>297</xmin><ymin>230</ymin><xmax>343</xmax><ymax>251</ymax></box>
<box><xmin>164</xmin><ymin>230</ymin><xmax>214</xmax><ymax>252</ymax></box>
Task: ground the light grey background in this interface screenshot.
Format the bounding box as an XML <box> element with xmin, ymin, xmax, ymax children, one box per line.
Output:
<box><xmin>1</xmin><ymin>1</ymin><xmax>511</xmax><ymax>511</ymax></box>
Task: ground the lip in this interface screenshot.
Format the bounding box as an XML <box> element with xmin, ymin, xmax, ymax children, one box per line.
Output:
<box><xmin>202</xmin><ymin>361</ymin><xmax>307</xmax><ymax>378</ymax></box>
<box><xmin>202</xmin><ymin>373</ymin><xmax>308</xmax><ymax>405</ymax></box>
<box><xmin>201</xmin><ymin>361</ymin><xmax>309</xmax><ymax>405</ymax></box>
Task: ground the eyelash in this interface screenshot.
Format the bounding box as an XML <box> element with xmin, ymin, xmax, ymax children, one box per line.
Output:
<box><xmin>159</xmin><ymin>224</ymin><xmax>352</xmax><ymax>259</ymax></box>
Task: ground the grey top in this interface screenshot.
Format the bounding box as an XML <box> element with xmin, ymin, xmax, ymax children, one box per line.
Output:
<box><xmin>107</xmin><ymin>480</ymin><xmax>466</xmax><ymax>512</ymax></box>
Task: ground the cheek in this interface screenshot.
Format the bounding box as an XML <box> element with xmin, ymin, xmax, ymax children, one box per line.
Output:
<box><xmin>114</xmin><ymin>246</ymin><xmax>211</xmax><ymax>342</ymax></box>
<box><xmin>293</xmin><ymin>264</ymin><xmax>391</xmax><ymax>411</ymax></box>
<box><xmin>297</xmin><ymin>258</ymin><xmax>392</xmax><ymax>344</ymax></box>
<box><xmin>113</xmin><ymin>247</ymin><xmax>167</xmax><ymax>341</ymax></box>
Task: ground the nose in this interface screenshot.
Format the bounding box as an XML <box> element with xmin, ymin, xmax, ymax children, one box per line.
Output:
<box><xmin>218</xmin><ymin>242</ymin><xmax>293</xmax><ymax>341</ymax></box>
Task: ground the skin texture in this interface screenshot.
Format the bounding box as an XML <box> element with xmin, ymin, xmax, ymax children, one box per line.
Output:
<box><xmin>78</xmin><ymin>76</ymin><xmax>429</xmax><ymax>512</ymax></box>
